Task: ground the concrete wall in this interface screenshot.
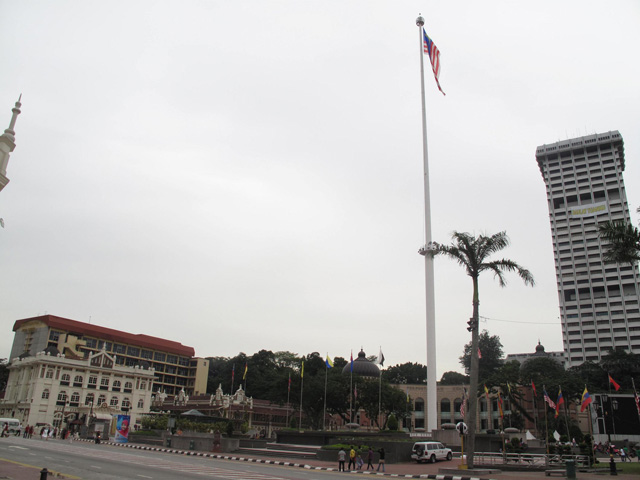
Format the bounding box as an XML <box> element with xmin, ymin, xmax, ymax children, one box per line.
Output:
<box><xmin>161</xmin><ymin>431</ymin><xmax>239</xmax><ymax>453</ymax></box>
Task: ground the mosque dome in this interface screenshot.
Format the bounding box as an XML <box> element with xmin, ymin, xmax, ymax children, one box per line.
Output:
<box><xmin>341</xmin><ymin>349</ymin><xmax>380</xmax><ymax>378</ymax></box>
<box><xmin>520</xmin><ymin>340</ymin><xmax>562</xmax><ymax>370</ymax></box>
<box><xmin>534</xmin><ymin>341</ymin><xmax>547</xmax><ymax>356</ymax></box>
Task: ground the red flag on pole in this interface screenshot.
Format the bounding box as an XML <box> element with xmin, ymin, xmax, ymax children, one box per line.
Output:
<box><xmin>609</xmin><ymin>375</ymin><xmax>621</xmax><ymax>391</ymax></box>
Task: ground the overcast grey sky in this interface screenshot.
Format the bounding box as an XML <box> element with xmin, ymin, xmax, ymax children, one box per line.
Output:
<box><xmin>1</xmin><ymin>1</ymin><xmax>639</xmax><ymax>378</ymax></box>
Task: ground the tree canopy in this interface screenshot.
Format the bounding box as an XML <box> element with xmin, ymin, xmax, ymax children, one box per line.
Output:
<box><xmin>381</xmin><ymin>362</ymin><xmax>427</xmax><ymax>384</ymax></box>
<box><xmin>439</xmin><ymin>371</ymin><xmax>469</xmax><ymax>385</ymax></box>
<box><xmin>0</xmin><ymin>358</ymin><xmax>8</xmax><ymax>392</ymax></box>
<box><xmin>205</xmin><ymin>351</ymin><xmax>414</xmax><ymax>429</ymax></box>
<box><xmin>460</xmin><ymin>330</ymin><xmax>504</xmax><ymax>383</ymax></box>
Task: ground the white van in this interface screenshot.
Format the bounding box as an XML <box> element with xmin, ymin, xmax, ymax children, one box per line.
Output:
<box><xmin>411</xmin><ymin>441</ymin><xmax>453</xmax><ymax>463</ymax></box>
<box><xmin>0</xmin><ymin>418</ymin><xmax>22</xmax><ymax>436</ymax></box>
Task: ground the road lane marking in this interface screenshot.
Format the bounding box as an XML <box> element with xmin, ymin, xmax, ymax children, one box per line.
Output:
<box><xmin>0</xmin><ymin>457</ymin><xmax>82</xmax><ymax>479</ymax></box>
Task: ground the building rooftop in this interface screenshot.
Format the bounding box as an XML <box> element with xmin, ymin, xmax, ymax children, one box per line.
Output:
<box><xmin>534</xmin><ymin>130</ymin><xmax>625</xmax><ymax>175</ymax></box>
<box><xmin>13</xmin><ymin>314</ymin><xmax>195</xmax><ymax>357</ymax></box>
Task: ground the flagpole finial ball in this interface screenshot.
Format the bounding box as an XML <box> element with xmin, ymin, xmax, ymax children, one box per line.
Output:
<box><xmin>416</xmin><ymin>16</ymin><xmax>424</xmax><ymax>27</ymax></box>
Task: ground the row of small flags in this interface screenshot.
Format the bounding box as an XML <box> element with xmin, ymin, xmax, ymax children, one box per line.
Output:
<box><xmin>541</xmin><ymin>375</ymin><xmax>622</xmax><ymax>417</ymax></box>
<box><xmin>230</xmin><ymin>363</ymin><xmax>249</xmax><ymax>384</ymax></box>
<box><xmin>458</xmin><ymin>374</ymin><xmax>640</xmax><ymax>420</ymax></box>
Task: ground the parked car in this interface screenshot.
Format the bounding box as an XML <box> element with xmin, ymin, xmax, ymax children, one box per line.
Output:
<box><xmin>411</xmin><ymin>441</ymin><xmax>453</xmax><ymax>463</ymax></box>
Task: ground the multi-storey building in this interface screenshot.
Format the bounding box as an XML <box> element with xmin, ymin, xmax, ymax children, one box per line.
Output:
<box><xmin>505</xmin><ymin>341</ymin><xmax>566</xmax><ymax>366</ymax></box>
<box><xmin>0</xmin><ymin>347</ymin><xmax>155</xmax><ymax>431</ymax></box>
<box><xmin>397</xmin><ymin>383</ymin><xmax>511</xmax><ymax>434</ymax></box>
<box><xmin>535</xmin><ymin>131</ymin><xmax>640</xmax><ymax>366</ymax></box>
<box><xmin>9</xmin><ymin>315</ymin><xmax>209</xmax><ymax>396</ymax></box>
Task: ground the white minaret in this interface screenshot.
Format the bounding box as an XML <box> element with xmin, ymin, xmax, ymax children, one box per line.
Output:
<box><xmin>0</xmin><ymin>95</ymin><xmax>22</xmax><ymax>193</ymax></box>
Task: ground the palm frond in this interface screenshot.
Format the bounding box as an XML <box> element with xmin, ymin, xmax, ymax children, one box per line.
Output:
<box><xmin>598</xmin><ymin>220</ymin><xmax>640</xmax><ymax>265</ymax></box>
<box><xmin>485</xmin><ymin>259</ymin><xmax>536</xmax><ymax>287</ymax></box>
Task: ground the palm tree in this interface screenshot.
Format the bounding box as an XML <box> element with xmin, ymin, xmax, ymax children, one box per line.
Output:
<box><xmin>598</xmin><ymin>208</ymin><xmax>640</xmax><ymax>265</ymax></box>
<box><xmin>426</xmin><ymin>231</ymin><xmax>534</xmax><ymax>468</ymax></box>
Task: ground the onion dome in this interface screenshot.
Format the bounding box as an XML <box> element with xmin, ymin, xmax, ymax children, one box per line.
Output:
<box><xmin>534</xmin><ymin>341</ymin><xmax>546</xmax><ymax>356</ymax></box>
<box><xmin>341</xmin><ymin>349</ymin><xmax>380</xmax><ymax>378</ymax></box>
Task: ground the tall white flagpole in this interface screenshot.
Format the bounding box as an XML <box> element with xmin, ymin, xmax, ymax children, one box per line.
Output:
<box><xmin>323</xmin><ymin>361</ymin><xmax>328</xmax><ymax>431</ymax></box>
<box><xmin>350</xmin><ymin>351</ymin><xmax>353</xmax><ymax>424</ymax></box>
<box><xmin>416</xmin><ymin>14</ymin><xmax>438</xmax><ymax>432</ymax></box>
<box><xmin>286</xmin><ymin>373</ymin><xmax>291</xmax><ymax>427</ymax></box>
<box><xmin>299</xmin><ymin>361</ymin><xmax>304</xmax><ymax>429</ymax></box>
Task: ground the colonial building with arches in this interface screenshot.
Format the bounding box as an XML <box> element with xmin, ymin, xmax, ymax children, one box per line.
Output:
<box><xmin>0</xmin><ymin>346</ymin><xmax>155</xmax><ymax>432</ymax></box>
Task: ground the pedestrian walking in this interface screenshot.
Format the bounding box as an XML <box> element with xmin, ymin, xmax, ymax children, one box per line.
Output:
<box><xmin>366</xmin><ymin>447</ymin><xmax>375</xmax><ymax>470</ymax></box>
<box><xmin>348</xmin><ymin>446</ymin><xmax>356</xmax><ymax>470</ymax></box>
<box><xmin>377</xmin><ymin>447</ymin><xmax>386</xmax><ymax>472</ymax></box>
<box><xmin>338</xmin><ymin>448</ymin><xmax>346</xmax><ymax>471</ymax></box>
<box><xmin>356</xmin><ymin>453</ymin><xmax>364</xmax><ymax>470</ymax></box>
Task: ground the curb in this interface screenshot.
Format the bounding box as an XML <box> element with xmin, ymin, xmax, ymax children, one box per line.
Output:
<box><xmin>80</xmin><ymin>439</ymin><xmax>495</xmax><ymax>480</ymax></box>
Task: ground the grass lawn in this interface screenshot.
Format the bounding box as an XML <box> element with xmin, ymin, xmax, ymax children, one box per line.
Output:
<box><xmin>591</xmin><ymin>461</ymin><xmax>640</xmax><ymax>475</ymax></box>
<box><xmin>616</xmin><ymin>462</ymin><xmax>640</xmax><ymax>475</ymax></box>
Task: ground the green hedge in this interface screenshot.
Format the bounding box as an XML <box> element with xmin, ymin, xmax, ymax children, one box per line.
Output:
<box><xmin>140</xmin><ymin>415</ymin><xmax>231</xmax><ymax>434</ymax></box>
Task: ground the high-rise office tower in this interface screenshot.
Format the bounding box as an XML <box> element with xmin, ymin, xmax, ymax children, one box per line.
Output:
<box><xmin>536</xmin><ymin>131</ymin><xmax>640</xmax><ymax>367</ymax></box>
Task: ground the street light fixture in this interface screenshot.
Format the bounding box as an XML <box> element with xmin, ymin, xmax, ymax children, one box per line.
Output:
<box><xmin>86</xmin><ymin>401</ymin><xmax>94</xmax><ymax>426</ymax></box>
<box><xmin>60</xmin><ymin>400</ymin><xmax>70</xmax><ymax>433</ymax></box>
<box><xmin>600</xmin><ymin>395</ymin><xmax>618</xmax><ymax>449</ymax></box>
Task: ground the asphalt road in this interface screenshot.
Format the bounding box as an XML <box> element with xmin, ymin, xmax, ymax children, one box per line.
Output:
<box><xmin>3</xmin><ymin>436</ymin><xmax>639</xmax><ymax>480</ymax></box>
<box><xmin>0</xmin><ymin>436</ymin><xmax>338</xmax><ymax>480</ymax></box>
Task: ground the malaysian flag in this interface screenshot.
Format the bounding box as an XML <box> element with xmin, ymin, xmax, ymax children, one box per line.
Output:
<box><xmin>543</xmin><ymin>388</ymin><xmax>556</xmax><ymax>410</ymax></box>
<box><xmin>635</xmin><ymin>390</ymin><xmax>640</xmax><ymax>417</ymax></box>
<box><xmin>423</xmin><ymin>28</ymin><xmax>445</xmax><ymax>95</ymax></box>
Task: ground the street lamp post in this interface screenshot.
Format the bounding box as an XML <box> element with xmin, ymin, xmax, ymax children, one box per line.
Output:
<box><xmin>601</xmin><ymin>395</ymin><xmax>618</xmax><ymax>450</ymax></box>
<box><xmin>86</xmin><ymin>401</ymin><xmax>94</xmax><ymax>426</ymax></box>
<box><xmin>60</xmin><ymin>400</ymin><xmax>70</xmax><ymax>435</ymax></box>
<box><xmin>611</xmin><ymin>398</ymin><xmax>618</xmax><ymax>438</ymax></box>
